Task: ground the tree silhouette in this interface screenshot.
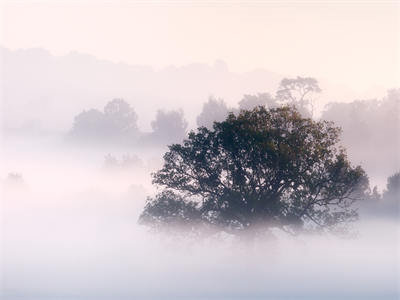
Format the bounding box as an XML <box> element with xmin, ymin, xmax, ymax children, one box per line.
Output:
<box><xmin>70</xmin><ymin>109</ymin><xmax>107</xmax><ymax>139</ymax></box>
<box><xmin>377</xmin><ymin>171</ymin><xmax>400</xmax><ymax>218</ymax></box>
<box><xmin>238</xmin><ymin>93</ymin><xmax>277</xmax><ymax>111</ymax></box>
<box><xmin>103</xmin><ymin>98</ymin><xmax>139</xmax><ymax>136</ymax></box>
<box><xmin>383</xmin><ymin>172</ymin><xmax>400</xmax><ymax>202</ymax></box>
<box><xmin>196</xmin><ymin>97</ymin><xmax>230</xmax><ymax>129</ymax></box>
<box><xmin>70</xmin><ymin>98</ymin><xmax>139</xmax><ymax>142</ymax></box>
<box><xmin>150</xmin><ymin>109</ymin><xmax>188</xmax><ymax>144</ymax></box>
<box><xmin>359</xmin><ymin>171</ymin><xmax>400</xmax><ymax>219</ymax></box>
<box><xmin>140</xmin><ymin>106</ymin><xmax>368</xmax><ymax>237</ymax></box>
<box><xmin>276</xmin><ymin>77</ymin><xmax>321</xmax><ymax>117</ymax></box>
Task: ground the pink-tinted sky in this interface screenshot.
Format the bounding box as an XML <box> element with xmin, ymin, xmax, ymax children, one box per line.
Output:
<box><xmin>1</xmin><ymin>0</ymin><xmax>399</xmax><ymax>91</ymax></box>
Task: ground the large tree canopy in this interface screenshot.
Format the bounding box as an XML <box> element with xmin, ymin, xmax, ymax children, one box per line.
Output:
<box><xmin>140</xmin><ymin>106</ymin><xmax>368</xmax><ymax>237</ymax></box>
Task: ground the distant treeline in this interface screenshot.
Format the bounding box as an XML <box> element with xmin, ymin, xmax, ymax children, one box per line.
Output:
<box><xmin>68</xmin><ymin>77</ymin><xmax>321</xmax><ymax>145</ymax></box>
<box><xmin>68</xmin><ymin>78</ymin><xmax>399</xmax><ymax>178</ymax></box>
<box><xmin>321</xmin><ymin>88</ymin><xmax>399</xmax><ymax>181</ymax></box>
<box><xmin>68</xmin><ymin>98</ymin><xmax>188</xmax><ymax>146</ymax></box>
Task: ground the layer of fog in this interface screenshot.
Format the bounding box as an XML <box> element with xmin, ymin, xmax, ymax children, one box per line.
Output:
<box><xmin>1</xmin><ymin>138</ymin><xmax>399</xmax><ymax>300</ymax></box>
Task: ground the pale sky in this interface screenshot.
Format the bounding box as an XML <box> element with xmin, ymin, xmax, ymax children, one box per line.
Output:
<box><xmin>1</xmin><ymin>0</ymin><xmax>399</xmax><ymax>91</ymax></box>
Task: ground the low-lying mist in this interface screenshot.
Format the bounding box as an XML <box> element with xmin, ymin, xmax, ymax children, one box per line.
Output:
<box><xmin>1</xmin><ymin>135</ymin><xmax>399</xmax><ymax>300</ymax></box>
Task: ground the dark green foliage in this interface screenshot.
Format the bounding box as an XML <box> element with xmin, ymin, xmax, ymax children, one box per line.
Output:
<box><xmin>140</xmin><ymin>106</ymin><xmax>368</xmax><ymax>236</ymax></box>
<box><xmin>139</xmin><ymin>191</ymin><xmax>205</xmax><ymax>234</ymax></box>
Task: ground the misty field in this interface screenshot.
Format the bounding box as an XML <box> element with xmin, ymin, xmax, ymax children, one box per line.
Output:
<box><xmin>1</xmin><ymin>132</ymin><xmax>399</xmax><ymax>300</ymax></box>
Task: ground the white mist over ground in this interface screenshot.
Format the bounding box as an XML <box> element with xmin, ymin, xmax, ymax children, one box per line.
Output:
<box><xmin>1</xmin><ymin>136</ymin><xmax>399</xmax><ymax>300</ymax></box>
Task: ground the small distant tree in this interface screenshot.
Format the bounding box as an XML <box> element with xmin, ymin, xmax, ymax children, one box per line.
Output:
<box><xmin>196</xmin><ymin>97</ymin><xmax>230</xmax><ymax>129</ymax></box>
<box><xmin>276</xmin><ymin>77</ymin><xmax>321</xmax><ymax>117</ymax></box>
<box><xmin>238</xmin><ymin>93</ymin><xmax>277</xmax><ymax>111</ymax></box>
<box><xmin>6</xmin><ymin>173</ymin><xmax>24</xmax><ymax>184</ymax></box>
<box><xmin>139</xmin><ymin>190</ymin><xmax>204</xmax><ymax>235</ymax></box>
<box><xmin>150</xmin><ymin>109</ymin><xmax>188</xmax><ymax>144</ymax></box>
<box><xmin>71</xmin><ymin>109</ymin><xmax>106</xmax><ymax>138</ymax></box>
<box><xmin>104</xmin><ymin>154</ymin><xmax>119</xmax><ymax>168</ymax></box>
<box><xmin>382</xmin><ymin>171</ymin><xmax>400</xmax><ymax>218</ymax></box>
<box><xmin>383</xmin><ymin>172</ymin><xmax>400</xmax><ymax>202</ymax></box>
<box><xmin>360</xmin><ymin>171</ymin><xmax>400</xmax><ymax>219</ymax></box>
<box><xmin>4</xmin><ymin>172</ymin><xmax>26</xmax><ymax>190</ymax></box>
<box><xmin>103</xmin><ymin>98</ymin><xmax>139</xmax><ymax>137</ymax></box>
<box><xmin>140</xmin><ymin>106</ymin><xmax>368</xmax><ymax>238</ymax></box>
<box><xmin>70</xmin><ymin>98</ymin><xmax>139</xmax><ymax>142</ymax></box>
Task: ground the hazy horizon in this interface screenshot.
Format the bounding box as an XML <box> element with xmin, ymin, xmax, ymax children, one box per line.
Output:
<box><xmin>0</xmin><ymin>45</ymin><xmax>396</xmax><ymax>134</ymax></box>
<box><xmin>1</xmin><ymin>1</ymin><xmax>399</xmax><ymax>91</ymax></box>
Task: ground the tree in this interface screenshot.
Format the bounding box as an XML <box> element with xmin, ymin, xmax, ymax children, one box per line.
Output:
<box><xmin>276</xmin><ymin>77</ymin><xmax>321</xmax><ymax>117</ymax></box>
<box><xmin>70</xmin><ymin>108</ymin><xmax>107</xmax><ymax>139</ymax></box>
<box><xmin>359</xmin><ymin>171</ymin><xmax>399</xmax><ymax>219</ymax></box>
<box><xmin>196</xmin><ymin>97</ymin><xmax>230</xmax><ymax>129</ymax></box>
<box><xmin>381</xmin><ymin>171</ymin><xmax>400</xmax><ymax>218</ymax></box>
<box><xmin>238</xmin><ymin>93</ymin><xmax>277</xmax><ymax>111</ymax></box>
<box><xmin>103</xmin><ymin>98</ymin><xmax>139</xmax><ymax>136</ymax></box>
<box><xmin>150</xmin><ymin>109</ymin><xmax>188</xmax><ymax>144</ymax></box>
<box><xmin>383</xmin><ymin>172</ymin><xmax>400</xmax><ymax>202</ymax></box>
<box><xmin>139</xmin><ymin>106</ymin><xmax>368</xmax><ymax>237</ymax></box>
<box><xmin>69</xmin><ymin>98</ymin><xmax>139</xmax><ymax>142</ymax></box>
